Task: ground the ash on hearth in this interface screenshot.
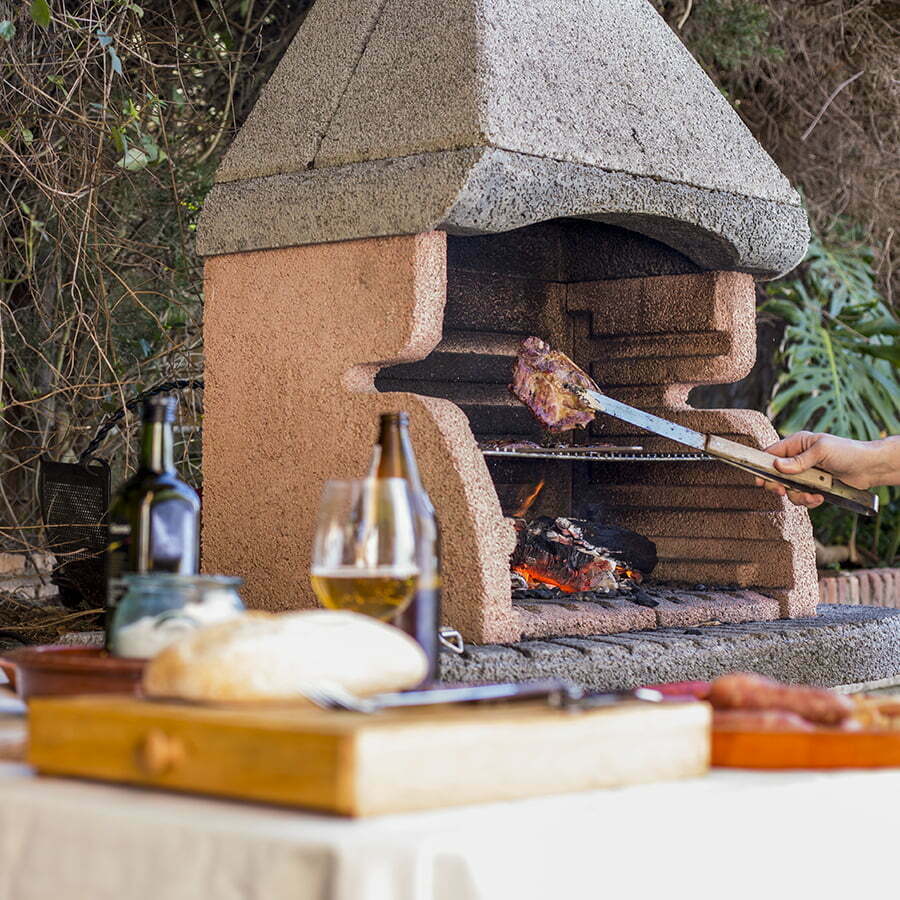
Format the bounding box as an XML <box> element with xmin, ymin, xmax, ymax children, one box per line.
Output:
<box><xmin>510</xmin><ymin>516</ymin><xmax>657</xmax><ymax>594</ymax></box>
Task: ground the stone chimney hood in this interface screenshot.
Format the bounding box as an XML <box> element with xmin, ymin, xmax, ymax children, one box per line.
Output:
<box><xmin>197</xmin><ymin>0</ymin><xmax>809</xmax><ymax>277</ymax></box>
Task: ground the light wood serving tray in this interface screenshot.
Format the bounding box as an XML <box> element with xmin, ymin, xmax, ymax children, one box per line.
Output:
<box><xmin>28</xmin><ymin>695</ymin><xmax>710</xmax><ymax>816</ymax></box>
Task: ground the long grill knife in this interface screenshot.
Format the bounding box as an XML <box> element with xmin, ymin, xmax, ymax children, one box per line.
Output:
<box><xmin>568</xmin><ymin>385</ymin><xmax>878</xmax><ymax>518</ymax></box>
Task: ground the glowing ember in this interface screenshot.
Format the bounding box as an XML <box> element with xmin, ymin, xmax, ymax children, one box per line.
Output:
<box><xmin>512</xmin><ymin>564</ymin><xmax>579</xmax><ymax>593</ymax></box>
<box><xmin>512</xmin><ymin>562</ymin><xmax>642</xmax><ymax>593</ymax></box>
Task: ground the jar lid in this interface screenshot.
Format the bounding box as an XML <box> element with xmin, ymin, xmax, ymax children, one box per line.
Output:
<box><xmin>122</xmin><ymin>573</ymin><xmax>243</xmax><ymax>589</ymax></box>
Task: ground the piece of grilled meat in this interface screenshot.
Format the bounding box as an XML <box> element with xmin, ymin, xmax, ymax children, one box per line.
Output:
<box><xmin>509</xmin><ymin>337</ymin><xmax>598</xmax><ymax>432</ymax></box>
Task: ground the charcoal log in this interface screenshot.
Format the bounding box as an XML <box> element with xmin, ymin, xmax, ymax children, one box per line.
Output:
<box><xmin>579</xmin><ymin>523</ymin><xmax>657</xmax><ymax>575</ymax></box>
<box><xmin>510</xmin><ymin>516</ymin><xmax>656</xmax><ymax>594</ymax></box>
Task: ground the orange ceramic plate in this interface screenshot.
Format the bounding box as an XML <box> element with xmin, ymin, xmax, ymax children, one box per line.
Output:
<box><xmin>712</xmin><ymin>728</ymin><xmax>900</xmax><ymax>769</ymax></box>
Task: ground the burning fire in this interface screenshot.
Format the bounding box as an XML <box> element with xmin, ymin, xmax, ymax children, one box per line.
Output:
<box><xmin>512</xmin><ymin>479</ymin><xmax>545</xmax><ymax>518</ymax></box>
<box><xmin>509</xmin><ymin>502</ymin><xmax>651</xmax><ymax>595</ymax></box>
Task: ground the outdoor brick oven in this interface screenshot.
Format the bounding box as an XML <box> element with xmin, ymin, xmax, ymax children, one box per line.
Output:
<box><xmin>196</xmin><ymin>0</ymin><xmax>818</xmax><ymax>644</ymax></box>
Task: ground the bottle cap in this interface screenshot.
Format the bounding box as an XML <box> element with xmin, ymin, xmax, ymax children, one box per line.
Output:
<box><xmin>142</xmin><ymin>395</ymin><xmax>177</xmax><ymax>423</ymax></box>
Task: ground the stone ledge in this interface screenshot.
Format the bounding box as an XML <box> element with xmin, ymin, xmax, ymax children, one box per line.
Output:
<box><xmin>0</xmin><ymin>574</ymin><xmax>57</xmax><ymax>602</ymax></box>
<box><xmin>441</xmin><ymin>605</ymin><xmax>900</xmax><ymax>691</ymax></box>
<box><xmin>0</xmin><ymin>553</ymin><xmax>55</xmax><ymax>577</ymax></box>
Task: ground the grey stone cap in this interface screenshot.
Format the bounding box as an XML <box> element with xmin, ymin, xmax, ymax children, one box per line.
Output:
<box><xmin>198</xmin><ymin>0</ymin><xmax>808</xmax><ymax>276</ymax></box>
<box><xmin>198</xmin><ymin>147</ymin><xmax>809</xmax><ymax>278</ymax></box>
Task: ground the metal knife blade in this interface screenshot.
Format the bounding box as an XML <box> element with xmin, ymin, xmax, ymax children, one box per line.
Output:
<box><xmin>568</xmin><ymin>384</ymin><xmax>879</xmax><ymax>517</ymax></box>
<box><xmin>371</xmin><ymin>678</ymin><xmax>578</xmax><ymax>709</ymax></box>
<box><xmin>365</xmin><ymin>682</ymin><xmax>665</xmax><ymax>712</ymax></box>
<box><xmin>570</xmin><ymin>386</ymin><xmax>707</xmax><ymax>450</ymax></box>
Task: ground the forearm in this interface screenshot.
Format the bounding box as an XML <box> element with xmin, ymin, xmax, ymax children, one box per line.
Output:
<box><xmin>868</xmin><ymin>436</ymin><xmax>900</xmax><ymax>488</ymax></box>
<box><xmin>764</xmin><ymin>432</ymin><xmax>899</xmax><ymax>505</ymax></box>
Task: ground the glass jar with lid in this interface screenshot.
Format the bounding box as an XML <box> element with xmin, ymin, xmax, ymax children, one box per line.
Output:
<box><xmin>109</xmin><ymin>573</ymin><xmax>244</xmax><ymax>659</ymax></box>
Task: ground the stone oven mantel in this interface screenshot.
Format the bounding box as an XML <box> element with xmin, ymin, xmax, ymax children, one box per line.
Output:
<box><xmin>197</xmin><ymin>0</ymin><xmax>809</xmax><ymax>279</ymax></box>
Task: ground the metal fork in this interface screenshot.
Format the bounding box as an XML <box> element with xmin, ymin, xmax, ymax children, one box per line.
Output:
<box><xmin>299</xmin><ymin>679</ymin><xmax>663</xmax><ymax>714</ymax></box>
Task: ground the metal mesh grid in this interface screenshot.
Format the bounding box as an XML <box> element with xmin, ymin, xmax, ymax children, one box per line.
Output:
<box><xmin>38</xmin><ymin>459</ymin><xmax>110</xmax><ymax>608</ymax></box>
<box><xmin>482</xmin><ymin>447</ymin><xmax>711</xmax><ymax>463</ymax></box>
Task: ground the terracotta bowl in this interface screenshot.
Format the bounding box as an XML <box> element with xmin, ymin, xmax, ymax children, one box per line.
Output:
<box><xmin>0</xmin><ymin>645</ymin><xmax>145</xmax><ymax>701</ymax></box>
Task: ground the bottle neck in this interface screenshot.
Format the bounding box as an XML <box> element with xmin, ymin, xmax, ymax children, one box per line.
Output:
<box><xmin>375</xmin><ymin>418</ymin><xmax>424</xmax><ymax>492</ymax></box>
<box><xmin>139</xmin><ymin>421</ymin><xmax>175</xmax><ymax>474</ymax></box>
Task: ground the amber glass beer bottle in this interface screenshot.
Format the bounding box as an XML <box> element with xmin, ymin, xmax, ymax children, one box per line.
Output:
<box><xmin>374</xmin><ymin>412</ymin><xmax>441</xmax><ymax>681</ymax></box>
<box><xmin>105</xmin><ymin>396</ymin><xmax>200</xmax><ymax>647</ymax></box>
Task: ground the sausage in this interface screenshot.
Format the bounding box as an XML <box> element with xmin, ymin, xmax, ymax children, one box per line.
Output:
<box><xmin>712</xmin><ymin>709</ymin><xmax>816</xmax><ymax>732</ymax></box>
<box><xmin>708</xmin><ymin>672</ymin><xmax>853</xmax><ymax>726</ymax></box>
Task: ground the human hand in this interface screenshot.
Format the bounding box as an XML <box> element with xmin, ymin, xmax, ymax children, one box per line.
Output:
<box><xmin>756</xmin><ymin>431</ymin><xmax>882</xmax><ymax>509</ymax></box>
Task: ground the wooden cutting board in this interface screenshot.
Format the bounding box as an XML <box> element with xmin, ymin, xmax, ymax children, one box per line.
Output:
<box><xmin>712</xmin><ymin>729</ymin><xmax>900</xmax><ymax>769</ymax></box>
<box><xmin>28</xmin><ymin>695</ymin><xmax>710</xmax><ymax>816</ymax></box>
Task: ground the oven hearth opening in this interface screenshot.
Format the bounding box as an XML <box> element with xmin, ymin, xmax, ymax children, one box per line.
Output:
<box><xmin>366</xmin><ymin>219</ymin><xmax>818</xmax><ymax>639</ymax></box>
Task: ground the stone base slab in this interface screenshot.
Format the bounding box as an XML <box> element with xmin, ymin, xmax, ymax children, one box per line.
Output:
<box><xmin>514</xmin><ymin>588</ymin><xmax>781</xmax><ymax>639</ymax></box>
<box><xmin>441</xmin><ymin>605</ymin><xmax>900</xmax><ymax>690</ymax></box>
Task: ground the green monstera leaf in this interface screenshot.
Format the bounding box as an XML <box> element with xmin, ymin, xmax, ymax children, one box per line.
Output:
<box><xmin>764</xmin><ymin>232</ymin><xmax>900</xmax><ymax>442</ymax></box>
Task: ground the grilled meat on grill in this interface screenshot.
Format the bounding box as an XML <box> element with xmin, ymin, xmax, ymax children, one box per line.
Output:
<box><xmin>509</xmin><ymin>337</ymin><xmax>598</xmax><ymax>432</ymax></box>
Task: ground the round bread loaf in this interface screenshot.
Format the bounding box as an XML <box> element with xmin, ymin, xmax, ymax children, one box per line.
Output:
<box><xmin>142</xmin><ymin>610</ymin><xmax>428</xmax><ymax>702</ymax></box>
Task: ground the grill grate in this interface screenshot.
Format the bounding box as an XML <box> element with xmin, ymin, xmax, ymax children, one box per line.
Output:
<box><xmin>482</xmin><ymin>447</ymin><xmax>712</xmax><ymax>463</ymax></box>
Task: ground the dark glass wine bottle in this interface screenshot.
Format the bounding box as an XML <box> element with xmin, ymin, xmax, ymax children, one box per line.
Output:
<box><xmin>374</xmin><ymin>412</ymin><xmax>442</xmax><ymax>682</ymax></box>
<box><xmin>105</xmin><ymin>396</ymin><xmax>200</xmax><ymax>647</ymax></box>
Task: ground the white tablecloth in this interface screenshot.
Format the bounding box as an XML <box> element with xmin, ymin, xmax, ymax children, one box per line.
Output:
<box><xmin>0</xmin><ymin>758</ymin><xmax>897</xmax><ymax>900</ymax></box>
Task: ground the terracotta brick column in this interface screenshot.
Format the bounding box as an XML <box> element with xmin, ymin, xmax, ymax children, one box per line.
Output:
<box><xmin>202</xmin><ymin>233</ymin><xmax>519</xmax><ymax>643</ymax></box>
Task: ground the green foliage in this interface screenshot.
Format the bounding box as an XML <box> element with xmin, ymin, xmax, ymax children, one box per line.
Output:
<box><xmin>0</xmin><ymin>1</ymin><xmax>310</xmax><ymax>552</ymax></box>
<box><xmin>95</xmin><ymin>29</ymin><xmax>124</xmax><ymax>76</ymax></box>
<box><xmin>30</xmin><ymin>0</ymin><xmax>51</xmax><ymax>29</ymax></box>
<box><xmin>812</xmin><ymin>495</ymin><xmax>900</xmax><ymax>572</ymax></box>
<box><xmin>653</xmin><ymin>0</ymin><xmax>781</xmax><ymax>73</ymax></box>
<box><xmin>688</xmin><ymin>0</ymin><xmax>781</xmax><ymax>71</ymax></box>
<box><xmin>111</xmin><ymin>96</ymin><xmax>167</xmax><ymax>170</ymax></box>
<box><xmin>764</xmin><ymin>229</ymin><xmax>900</xmax><ymax>565</ymax></box>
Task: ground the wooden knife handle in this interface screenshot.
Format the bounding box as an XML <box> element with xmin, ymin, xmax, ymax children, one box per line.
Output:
<box><xmin>706</xmin><ymin>435</ymin><xmax>878</xmax><ymax>517</ymax></box>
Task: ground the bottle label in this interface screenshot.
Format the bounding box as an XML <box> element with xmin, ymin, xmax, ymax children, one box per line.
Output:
<box><xmin>146</xmin><ymin>499</ymin><xmax>199</xmax><ymax>571</ymax></box>
<box><xmin>106</xmin><ymin>522</ymin><xmax>131</xmax><ymax>610</ymax></box>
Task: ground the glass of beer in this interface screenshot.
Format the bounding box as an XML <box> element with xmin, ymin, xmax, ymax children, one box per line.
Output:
<box><xmin>310</xmin><ymin>478</ymin><xmax>420</xmax><ymax>621</ymax></box>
